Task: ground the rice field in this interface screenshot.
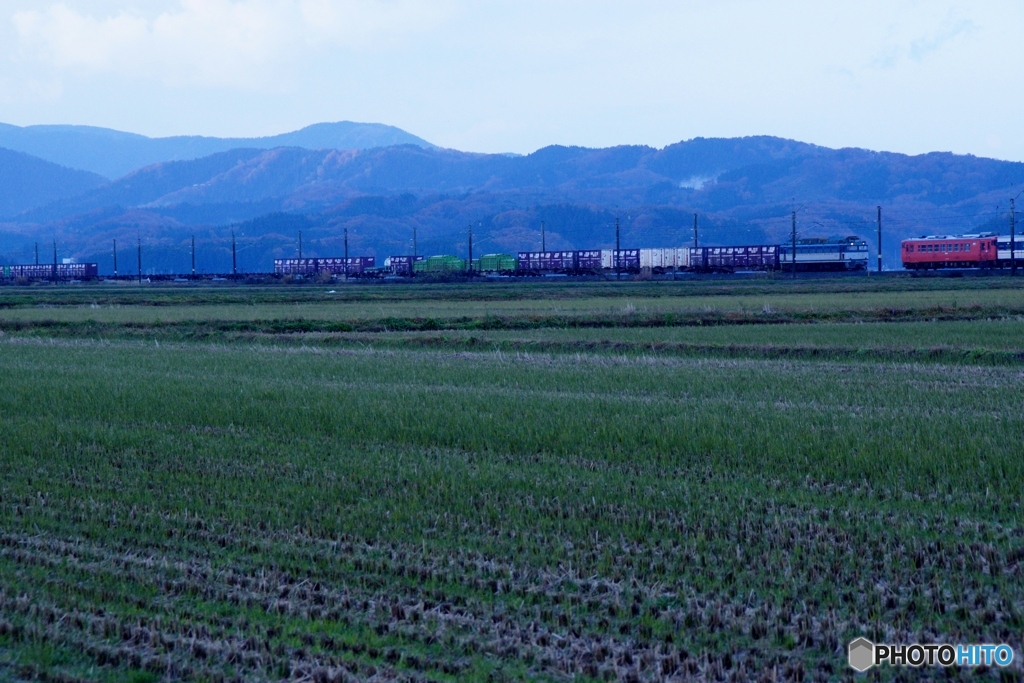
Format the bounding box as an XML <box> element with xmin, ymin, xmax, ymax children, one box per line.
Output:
<box><xmin>0</xmin><ymin>278</ymin><xmax>1022</xmax><ymax>681</ymax></box>
<box><xmin>2</xmin><ymin>280</ymin><xmax>1024</xmax><ymax>325</ymax></box>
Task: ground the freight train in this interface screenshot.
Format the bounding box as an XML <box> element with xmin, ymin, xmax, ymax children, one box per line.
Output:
<box><xmin>1</xmin><ymin>236</ymin><xmax>874</xmax><ymax>281</ymax></box>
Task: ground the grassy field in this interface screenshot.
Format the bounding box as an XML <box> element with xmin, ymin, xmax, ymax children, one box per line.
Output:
<box><xmin>1</xmin><ymin>278</ymin><xmax>1022</xmax><ymax>681</ymax></box>
<box><xmin>3</xmin><ymin>278</ymin><xmax>1024</xmax><ymax>325</ymax></box>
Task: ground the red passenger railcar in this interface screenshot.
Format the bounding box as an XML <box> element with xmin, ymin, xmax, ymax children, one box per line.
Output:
<box><xmin>901</xmin><ymin>235</ymin><xmax>998</xmax><ymax>270</ymax></box>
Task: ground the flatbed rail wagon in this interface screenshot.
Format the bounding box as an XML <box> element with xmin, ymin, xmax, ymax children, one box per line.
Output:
<box><xmin>3</xmin><ymin>263</ymin><xmax>99</xmax><ymax>279</ymax></box>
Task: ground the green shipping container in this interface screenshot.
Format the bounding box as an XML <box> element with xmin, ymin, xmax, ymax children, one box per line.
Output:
<box><xmin>413</xmin><ymin>255</ymin><xmax>466</xmax><ymax>273</ymax></box>
<box><xmin>476</xmin><ymin>253</ymin><xmax>517</xmax><ymax>272</ymax></box>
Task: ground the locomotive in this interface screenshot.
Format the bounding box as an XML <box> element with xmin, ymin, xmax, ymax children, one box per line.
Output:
<box><xmin>781</xmin><ymin>237</ymin><xmax>868</xmax><ymax>271</ymax></box>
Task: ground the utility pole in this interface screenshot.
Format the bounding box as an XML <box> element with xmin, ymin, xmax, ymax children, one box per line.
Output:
<box><xmin>344</xmin><ymin>227</ymin><xmax>349</xmax><ymax>281</ymax></box>
<box><xmin>137</xmin><ymin>237</ymin><xmax>142</xmax><ymax>283</ymax></box>
<box><xmin>467</xmin><ymin>223</ymin><xmax>473</xmax><ymax>275</ymax></box>
<box><xmin>541</xmin><ymin>221</ymin><xmax>546</xmax><ymax>252</ymax></box>
<box><xmin>231</xmin><ymin>231</ymin><xmax>237</xmax><ymax>277</ymax></box>
<box><xmin>877</xmin><ymin>205</ymin><xmax>882</xmax><ymax>274</ymax></box>
<box><xmin>34</xmin><ymin>242</ymin><xmax>39</xmax><ymax>265</ymax></box>
<box><xmin>191</xmin><ymin>235</ymin><xmax>196</xmax><ymax>276</ymax></box>
<box><xmin>298</xmin><ymin>230</ymin><xmax>302</xmax><ymax>259</ymax></box>
<box><xmin>412</xmin><ymin>225</ymin><xmax>417</xmax><ymax>259</ymax></box>
<box><xmin>791</xmin><ymin>211</ymin><xmax>798</xmax><ymax>278</ymax></box>
<box><xmin>1011</xmin><ymin>198</ymin><xmax>1017</xmax><ymax>276</ymax></box>
<box><xmin>615</xmin><ymin>216</ymin><xmax>621</xmax><ymax>278</ymax></box>
<box><xmin>693</xmin><ymin>214</ymin><xmax>698</xmax><ymax>249</ymax></box>
<box><xmin>113</xmin><ymin>239</ymin><xmax>118</xmax><ymax>277</ymax></box>
<box><xmin>52</xmin><ymin>241</ymin><xmax>57</xmax><ymax>283</ymax></box>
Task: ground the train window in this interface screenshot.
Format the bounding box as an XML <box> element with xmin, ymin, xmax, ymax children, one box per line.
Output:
<box><xmin>965</xmin><ymin>244</ymin><xmax>971</xmax><ymax>252</ymax></box>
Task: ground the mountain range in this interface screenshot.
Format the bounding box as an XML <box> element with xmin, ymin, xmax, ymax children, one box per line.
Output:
<box><xmin>0</xmin><ymin>121</ymin><xmax>435</xmax><ymax>179</ymax></box>
<box><xmin>1</xmin><ymin>122</ymin><xmax>1021</xmax><ymax>275</ymax></box>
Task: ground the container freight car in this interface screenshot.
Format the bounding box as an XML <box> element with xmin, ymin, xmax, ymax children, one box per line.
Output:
<box><xmin>4</xmin><ymin>263</ymin><xmax>99</xmax><ymax>279</ymax></box>
<box><xmin>574</xmin><ymin>250</ymin><xmax>603</xmax><ymax>272</ymax></box>
<box><xmin>517</xmin><ymin>251</ymin><xmax>578</xmax><ymax>273</ymax></box>
<box><xmin>780</xmin><ymin>237</ymin><xmax>868</xmax><ymax>271</ymax></box>
<box><xmin>472</xmin><ymin>253</ymin><xmax>518</xmax><ymax>273</ymax></box>
<box><xmin>518</xmin><ymin>250</ymin><xmax>641</xmax><ymax>274</ymax></box>
<box><xmin>689</xmin><ymin>245</ymin><xmax>780</xmax><ymax>272</ymax></box>
<box><xmin>901</xmin><ymin>234</ymin><xmax>998</xmax><ymax>270</ymax></box>
<box><xmin>384</xmin><ymin>255</ymin><xmax>425</xmax><ymax>276</ymax></box>
<box><xmin>601</xmin><ymin>249</ymin><xmax>641</xmax><ymax>271</ymax></box>
<box><xmin>413</xmin><ymin>255</ymin><xmax>466</xmax><ymax>274</ymax></box>
<box><xmin>274</xmin><ymin>257</ymin><xmax>375</xmax><ymax>276</ymax></box>
<box><xmin>639</xmin><ymin>248</ymin><xmax>691</xmax><ymax>271</ymax></box>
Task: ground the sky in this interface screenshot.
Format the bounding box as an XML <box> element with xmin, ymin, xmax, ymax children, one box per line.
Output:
<box><xmin>0</xmin><ymin>0</ymin><xmax>1021</xmax><ymax>160</ymax></box>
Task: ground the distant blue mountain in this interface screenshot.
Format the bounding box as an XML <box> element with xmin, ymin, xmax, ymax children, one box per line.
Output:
<box><xmin>0</xmin><ymin>121</ymin><xmax>436</xmax><ymax>179</ymax></box>
<box><xmin>0</xmin><ymin>147</ymin><xmax>105</xmax><ymax>217</ymax></box>
<box><xmin>4</xmin><ymin>134</ymin><xmax>1024</xmax><ymax>274</ymax></box>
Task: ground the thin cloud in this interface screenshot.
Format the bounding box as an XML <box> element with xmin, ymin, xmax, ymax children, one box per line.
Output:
<box><xmin>870</xmin><ymin>15</ymin><xmax>978</xmax><ymax>70</ymax></box>
<box><xmin>12</xmin><ymin>0</ymin><xmax>454</xmax><ymax>89</ymax></box>
<box><xmin>908</xmin><ymin>18</ymin><xmax>977</xmax><ymax>61</ymax></box>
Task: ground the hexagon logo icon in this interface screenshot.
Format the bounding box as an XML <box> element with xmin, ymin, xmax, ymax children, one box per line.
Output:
<box><xmin>848</xmin><ymin>638</ymin><xmax>874</xmax><ymax>672</ymax></box>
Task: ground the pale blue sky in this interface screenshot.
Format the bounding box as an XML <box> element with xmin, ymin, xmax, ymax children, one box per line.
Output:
<box><xmin>1</xmin><ymin>1</ymin><xmax>1020</xmax><ymax>160</ymax></box>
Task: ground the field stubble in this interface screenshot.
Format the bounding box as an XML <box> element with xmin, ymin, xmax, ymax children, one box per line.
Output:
<box><xmin>0</xmin><ymin>280</ymin><xmax>1022</xmax><ymax>681</ymax></box>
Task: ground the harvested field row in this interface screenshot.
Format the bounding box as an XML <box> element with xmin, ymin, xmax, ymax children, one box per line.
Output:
<box><xmin>2</xmin><ymin>282</ymin><xmax>1023</xmax><ymax>681</ymax></box>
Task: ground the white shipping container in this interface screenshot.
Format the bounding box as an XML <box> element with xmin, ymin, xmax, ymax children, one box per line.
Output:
<box><xmin>640</xmin><ymin>249</ymin><xmax>657</xmax><ymax>269</ymax></box>
<box><xmin>639</xmin><ymin>248</ymin><xmax>691</xmax><ymax>269</ymax></box>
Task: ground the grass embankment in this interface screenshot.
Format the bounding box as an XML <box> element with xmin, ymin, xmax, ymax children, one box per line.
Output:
<box><xmin>0</xmin><ymin>279</ymin><xmax>1022</xmax><ymax>681</ymax></box>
